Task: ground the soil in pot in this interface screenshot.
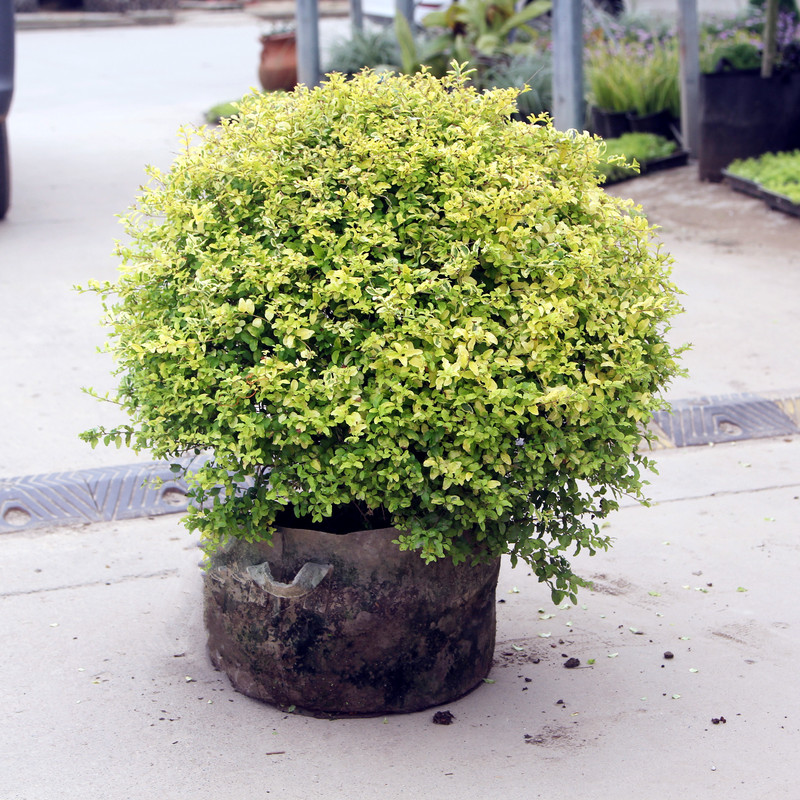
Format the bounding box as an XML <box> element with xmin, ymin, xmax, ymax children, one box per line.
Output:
<box><xmin>203</xmin><ymin>515</ymin><xmax>501</xmax><ymax>717</ymax></box>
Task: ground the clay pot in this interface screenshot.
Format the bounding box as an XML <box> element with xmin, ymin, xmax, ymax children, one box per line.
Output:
<box><xmin>258</xmin><ymin>32</ymin><xmax>297</xmax><ymax>93</ymax></box>
<box><xmin>203</xmin><ymin>524</ymin><xmax>500</xmax><ymax>716</ymax></box>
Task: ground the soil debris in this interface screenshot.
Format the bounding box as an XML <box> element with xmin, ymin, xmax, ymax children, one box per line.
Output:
<box><xmin>432</xmin><ymin>710</ymin><xmax>455</xmax><ymax>725</ymax></box>
<box><xmin>564</xmin><ymin>658</ymin><xmax>581</xmax><ymax>669</ymax></box>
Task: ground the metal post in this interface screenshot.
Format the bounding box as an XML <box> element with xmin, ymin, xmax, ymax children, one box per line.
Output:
<box><xmin>677</xmin><ymin>0</ymin><xmax>700</xmax><ymax>156</ymax></box>
<box><xmin>296</xmin><ymin>0</ymin><xmax>321</xmax><ymax>87</ymax></box>
<box><xmin>552</xmin><ymin>0</ymin><xmax>584</xmax><ymax>131</ymax></box>
<box><xmin>396</xmin><ymin>0</ymin><xmax>414</xmax><ymax>26</ymax></box>
<box><xmin>350</xmin><ymin>0</ymin><xmax>364</xmax><ymax>31</ymax></box>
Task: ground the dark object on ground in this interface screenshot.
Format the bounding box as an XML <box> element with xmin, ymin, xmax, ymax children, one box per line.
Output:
<box><xmin>432</xmin><ymin>710</ymin><xmax>456</xmax><ymax>725</ymax></box>
<box><xmin>664</xmin><ymin>651</ymin><xmax>674</xmax><ymax>659</ymax></box>
<box><xmin>564</xmin><ymin>657</ymin><xmax>581</xmax><ymax>668</ymax></box>
<box><xmin>698</xmin><ymin>70</ymin><xmax>800</xmax><ymax>181</ymax></box>
<box><xmin>712</xmin><ymin>716</ymin><xmax>727</xmax><ymax>724</ymax></box>
<box><xmin>204</xmin><ymin>523</ymin><xmax>500</xmax><ymax>717</ymax></box>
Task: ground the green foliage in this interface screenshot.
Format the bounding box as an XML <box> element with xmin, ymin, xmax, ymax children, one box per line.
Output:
<box><xmin>706</xmin><ymin>40</ymin><xmax>763</xmax><ymax>71</ymax></box>
<box><xmin>81</xmin><ymin>69</ymin><xmax>684</xmax><ymax>605</ymax></box>
<box><xmin>324</xmin><ymin>27</ymin><xmax>401</xmax><ymax>75</ymax></box>
<box><xmin>598</xmin><ymin>133</ymin><xmax>677</xmax><ymax>182</ymax></box>
<box><xmin>206</xmin><ymin>99</ymin><xmax>242</xmax><ymax>125</ymax></box>
<box><xmin>481</xmin><ymin>52</ymin><xmax>553</xmax><ymax>118</ymax></box>
<box><xmin>395</xmin><ymin>0</ymin><xmax>552</xmax><ymax>88</ymax></box>
<box><xmin>750</xmin><ymin>0</ymin><xmax>799</xmax><ymax>19</ymax></box>
<box><xmin>728</xmin><ymin>149</ymin><xmax>800</xmax><ymax>202</ymax></box>
<box><xmin>586</xmin><ymin>40</ymin><xmax>680</xmax><ymax>116</ymax></box>
<box><xmin>422</xmin><ymin>0</ymin><xmax>552</xmax><ymax>57</ymax></box>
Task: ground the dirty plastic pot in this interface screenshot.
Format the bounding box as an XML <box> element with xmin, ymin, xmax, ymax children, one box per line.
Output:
<box><xmin>203</xmin><ymin>523</ymin><xmax>501</xmax><ymax>716</ymax></box>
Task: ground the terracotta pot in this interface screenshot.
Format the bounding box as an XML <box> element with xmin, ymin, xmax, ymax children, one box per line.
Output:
<box><xmin>203</xmin><ymin>524</ymin><xmax>500</xmax><ymax>716</ymax></box>
<box><xmin>258</xmin><ymin>32</ymin><xmax>297</xmax><ymax>93</ymax></box>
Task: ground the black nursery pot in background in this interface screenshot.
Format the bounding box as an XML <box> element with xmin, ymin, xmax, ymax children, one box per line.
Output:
<box><xmin>628</xmin><ymin>109</ymin><xmax>678</xmax><ymax>142</ymax></box>
<box><xmin>589</xmin><ymin>106</ymin><xmax>632</xmax><ymax>139</ymax></box>
<box><xmin>698</xmin><ymin>69</ymin><xmax>800</xmax><ymax>181</ymax></box>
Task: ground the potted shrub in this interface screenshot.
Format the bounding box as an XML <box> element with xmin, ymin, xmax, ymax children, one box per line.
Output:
<box><xmin>585</xmin><ymin>40</ymin><xmax>680</xmax><ymax>141</ymax></box>
<box><xmin>81</xmin><ymin>68</ymin><xmax>684</xmax><ymax>716</ymax></box>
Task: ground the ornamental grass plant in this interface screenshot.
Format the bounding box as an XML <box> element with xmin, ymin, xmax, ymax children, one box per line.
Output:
<box><xmin>586</xmin><ymin>39</ymin><xmax>680</xmax><ymax>117</ymax></box>
<box><xmin>82</xmin><ymin>68</ymin><xmax>684</xmax><ymax>605</ymax></box>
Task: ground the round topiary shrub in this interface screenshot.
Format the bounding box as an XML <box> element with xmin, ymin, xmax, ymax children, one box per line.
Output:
<box><xmin>84</xmin><ymin>67</ymin><xmax>684</xmax><ymax>604</ymax></box>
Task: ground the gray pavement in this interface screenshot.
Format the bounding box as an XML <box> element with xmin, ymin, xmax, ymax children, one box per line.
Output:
<box><xmin>1</xmin><ymin>10</ymin><xmax>799</xmax><ymax>799</ymax></box>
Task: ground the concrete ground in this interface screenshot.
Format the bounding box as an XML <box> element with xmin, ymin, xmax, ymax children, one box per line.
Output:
<box><xmin>1</xmin><ymin>9</ymin><xmax>799</xmax><ymax>799</ymax></box>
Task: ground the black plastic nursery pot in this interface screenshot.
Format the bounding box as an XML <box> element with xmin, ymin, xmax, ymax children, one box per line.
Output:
<box><xmin>698</xmin><ymin>70</ymin><xmax>800</xmax><ymax>181</ymax></box>
<box><xmin>628</xmin><ymin>109</ymin><xmax>678</xmax><ymax>142</ymax></box>
<box><xmin>203</xmin><ymin>523</ymin><xmax>501</xmax><ymax>717</ymax></box>
<box><xmin>589</xmin><ymin>106</ymin><xmax>631</xmax><ymax>139</ymax></box>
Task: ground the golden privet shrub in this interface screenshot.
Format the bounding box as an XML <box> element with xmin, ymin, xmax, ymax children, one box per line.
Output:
<box><xmin>83</xmin><ymin>68</ymin><xmax>684</xmax><ymax>603</ymax></box>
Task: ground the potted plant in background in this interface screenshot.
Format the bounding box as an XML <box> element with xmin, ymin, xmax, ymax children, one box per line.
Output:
<box><xmin>258</xmin><ymin>23</ymin><xmax>297</xmax><ymax>92</ymax></box>
<box><xmin>324</xmin><ymin>26</ymin><xmax>402</xmax><ymax>76</ymax></box>
<box><xmin>586</xmin><ymin>39</ymin><xmax>680</xmax><ymax>140</ymax></box>
<box><xmin>394</xmin><ymin>0</ymin><xmax>554</xmax><ymax>118</ymax></box>
<box><xmin>698</xmin><ymin>1</ymin><xmax>800</xmax><ymax>180</ymax></box>
<box><xmin>81</xmin><ymin>67</ymin><xmax>684</xmax><ymax>717</ymax></box>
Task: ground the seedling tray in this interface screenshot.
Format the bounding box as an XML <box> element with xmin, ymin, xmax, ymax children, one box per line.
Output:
<box><xmin>721</xmin><ymin>170</ymin><xmax>765</xmax><ymax>201</ymax></box>
<box><xmin>722</xmin><ymin>169</ymin><xmax>800</xmax><ymax>218</ymax></box>
<box><xmin>604</xmin><ymin>150</ymin><xmax>689</xmax><ymax>186</ymax></box>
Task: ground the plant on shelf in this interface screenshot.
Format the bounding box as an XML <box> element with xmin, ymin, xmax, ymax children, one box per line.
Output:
<box><xmin>696</xmin><ymin>4</ymin><xmax>800</xmax><ymax>179</ymax></box>
<box><xmin>419</xmin><ymin>0</ymin><xmax>552</xmax><ymax>60</ymax></box>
